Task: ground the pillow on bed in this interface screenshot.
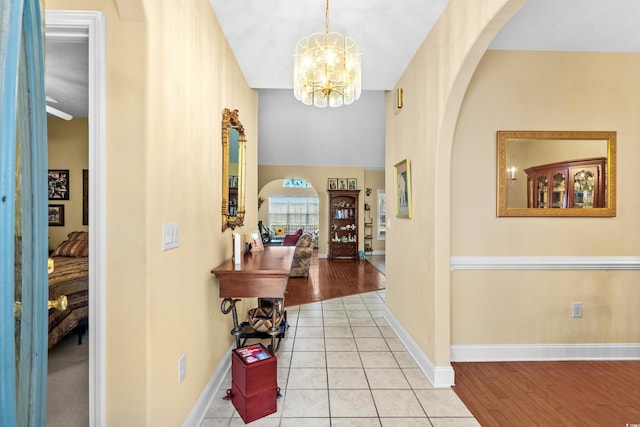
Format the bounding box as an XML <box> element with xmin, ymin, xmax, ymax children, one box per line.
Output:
<box><xmin>52</xmin><ymin>238</ymin><xmax>89</xmax><ymax>257</ymax></box>
<box><xmin>67</xmin><ymin>231</ymin><xmax>88</xmax><ymax>241</ymax></box>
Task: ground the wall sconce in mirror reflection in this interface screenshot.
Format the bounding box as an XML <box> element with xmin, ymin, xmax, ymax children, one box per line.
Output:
<box><xmin>507</xmin><ymin>166</ymin><xmax>517</xmax><ymax>187</ymax></box>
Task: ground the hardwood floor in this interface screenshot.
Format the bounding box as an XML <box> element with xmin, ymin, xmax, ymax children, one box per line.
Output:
<box><xmin>284</xmin><ymin>253</ymin><xmax>385</xmax><ymax>307</ymax></box>
<box><xmin>452</xmin><ymin>361</ymin><xmax>640</xmax><ymax>426</ymax></box>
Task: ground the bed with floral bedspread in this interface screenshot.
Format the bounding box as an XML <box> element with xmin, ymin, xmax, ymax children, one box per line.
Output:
<box><xmin>48</xmin><ymin>231</ymin><xmax>89</xmax><ymax>349</ymax></box>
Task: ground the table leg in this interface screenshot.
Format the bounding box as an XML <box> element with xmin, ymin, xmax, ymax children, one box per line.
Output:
<box><xmin>221</xmin><ymin>298</ymin><xmax>242</xmax><ymax>348</ymax></box>
<box><xmin>267</xmin><ymin>298</ymin><xmax>281</xmax><ymax>351</ymax></box>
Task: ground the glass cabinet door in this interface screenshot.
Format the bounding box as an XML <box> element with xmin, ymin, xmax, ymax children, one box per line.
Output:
<box><xmin>572</xmin><ymin>167</ymin><xmax>597</xmax><ymax>208</ymax></box>
<box><xmin>551</xmin><ymin>172</ymin><xmax>566</xmax><ymax>208</ymax></box>
<box><xmin>536</xmin><ymin>176</ymin><xmax>548</xmax><ymax>208</ymax></box>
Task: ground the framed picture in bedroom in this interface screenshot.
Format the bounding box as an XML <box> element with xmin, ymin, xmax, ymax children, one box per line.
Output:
<box><xmin>82</xmin><ymin>169</ymin><xmax>89</xmax><ymax>225</ymax></box>
<box><xmin>48</xmin><ymin>204</ymin><xmax>65</xmax><ymax>226</ymax></box>
<box><xmin>394</xmin><ymin>158</ymin><xmax>412</xmax><ymax>218</ymax></box>
<box><xmin>48</xmin><ymin>169</ymin><xmax>69</xmax><ymax>200</ymax></box>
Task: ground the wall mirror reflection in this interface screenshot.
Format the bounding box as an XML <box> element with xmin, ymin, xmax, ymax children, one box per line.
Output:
<box><xmin>497</xmin><ymin>130</ymin><xmax>616</xmax><ymax>217</ymax></box>
<box><xmin>222</xmin><ymin>108</ymin><xmax>246</xmax><ymax>230</ymax></box>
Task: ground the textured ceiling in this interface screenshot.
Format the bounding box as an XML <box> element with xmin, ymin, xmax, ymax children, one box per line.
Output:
<box><xmin>45</xmin><ymin>0</ymin><xmax>640</xmax><ymax>119</ymax></box>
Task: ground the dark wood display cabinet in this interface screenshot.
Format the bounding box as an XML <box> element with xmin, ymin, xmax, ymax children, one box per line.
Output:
<box><xmin>524</xmin><ymin>157</ymin><xmax>606</xmax><ymax>209</ymax></box>
<box><xmin>327</xmin><ymin>190</ymin><xmax>360</xmax><ymax>260</ymax></box>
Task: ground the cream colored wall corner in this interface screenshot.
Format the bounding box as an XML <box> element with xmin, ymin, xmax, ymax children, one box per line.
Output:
<box><xmin>47</xmin><ymin>118</ymin><xmax>88</xmax><ymax>249</ymax></box>
<box><xmin>362</xmin><ymin>170</ymin><xmax>385</xmax><ymax>252</ymax></box>
<box><xmin>46</xmin><ymin>0</ymin><xmax>257</xmax><ymax>425</ymax></box>
<box><xmin>450</xmin><ymin>50</ymin><xmax>640</xmax><ymax>349</ymax></box>
<box><xmin>258</xmin><ymin>165</ymin><xmax>367</xmax><ymax>256</ymax></box>
<box><xmin>383</xmin><ymin>0</ymin><xmax>523</xmax><ymax>382</ymax></box>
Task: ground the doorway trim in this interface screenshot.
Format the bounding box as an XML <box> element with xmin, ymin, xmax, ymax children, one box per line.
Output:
<box><xmin>45</xmin><ymin>10</ymin><xmax>106</xmax><ymax>426</ymax></box>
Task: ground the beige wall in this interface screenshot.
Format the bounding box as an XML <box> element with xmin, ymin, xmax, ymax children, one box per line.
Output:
<box><xmin>47</xmin><ymin>0</ymin><xmax>257</xmax><ymax>425</ymax></box>
<box><xmin>47</xmin><ymin>118</ymin><xmax>88</xmax><ymax>249</ymax></box>
<box><xmin>450</xmin><ymin>50</ymin><xmax>640</xmax><ymax>344</ymax></box>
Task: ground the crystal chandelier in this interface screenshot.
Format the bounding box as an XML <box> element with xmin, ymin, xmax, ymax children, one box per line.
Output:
<box><xmin>293</xmin><ymin>0</ymin><xmax>362</xmax><ymax>107</ymax></box>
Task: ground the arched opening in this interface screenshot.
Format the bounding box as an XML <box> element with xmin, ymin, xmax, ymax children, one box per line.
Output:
<box><xmin>258</xmin><ymin>178</ymin><xmax>319</xmax><ymax>246</ymax></box>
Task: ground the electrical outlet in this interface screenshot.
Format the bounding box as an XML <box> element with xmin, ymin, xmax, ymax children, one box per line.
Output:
<box><xmin>178</xmin><ymin>353</ymin><xmax>186</xmax><ymax>384</ymax></box>
<box><xmin>162</xmin><ymin>222</ymin><xmax>179</xmax><ymax>251</ymax></box>
<box><xmin>571</xmin><ymin>302</ymin><xmax>583</xmax><ymax>318</ymax></box>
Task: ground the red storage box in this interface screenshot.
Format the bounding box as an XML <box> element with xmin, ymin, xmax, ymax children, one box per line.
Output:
<box><xmin>230</xmin><ymin>343</ymin><xmax>278</xmax><ymax>423</ymax></box>
<box><xmin>231</xmin><ymin>343</ymin><xmax>277</xmax><ymax>396</ymax></box>
<box><xmin>230</xmin><ymin>381</ymin><xmax>277</xmax><ymax>423</ymax></box>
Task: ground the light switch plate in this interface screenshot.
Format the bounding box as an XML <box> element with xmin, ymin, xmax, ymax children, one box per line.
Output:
<box><xmin>162</xmin><ymin>222</ymin><xmax>179</xmax><ymax>251</ymax></box>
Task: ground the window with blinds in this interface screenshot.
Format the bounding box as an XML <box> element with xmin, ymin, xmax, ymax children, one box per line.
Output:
<box><xmin>268</xmin><ymin>195</ymin><xmax>319</xmax><ymax>234</ymax></box>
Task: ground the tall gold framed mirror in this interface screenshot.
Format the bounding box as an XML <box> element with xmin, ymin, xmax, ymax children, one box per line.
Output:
<box><xmin>222</xmin><ymin>108</ymin><xmax>246</xmax><ymax>231</ymax></box>
<box><xmin>497</xmin><ymin>130</ymin><xmax>616</xmax><ymax>217</ymax></box>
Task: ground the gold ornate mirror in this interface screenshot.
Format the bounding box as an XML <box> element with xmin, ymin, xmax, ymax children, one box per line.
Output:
<box><xmin>497</xmin><ymin>130</ymin><xmax>616</xmax><ymax>217</ymax></box>
<box><xmin>222</xmin><ymin>108</ymin><xmax>246</xmax><ymax>230</ymax></box>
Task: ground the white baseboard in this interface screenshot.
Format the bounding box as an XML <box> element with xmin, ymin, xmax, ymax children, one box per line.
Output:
<box><xmin>183</xmin><ymin>343</ymin><xmax>233</xmax><ymax>427</ymax></box>
<box><xmin>383</xmin><ymin>306</ymin><xmax>455</xmax><ymax>387</ymax></box>
<box><xmin>451</xmin><ymin>343</ymin><xmax>640</xmax><ymax>362</ymax></box>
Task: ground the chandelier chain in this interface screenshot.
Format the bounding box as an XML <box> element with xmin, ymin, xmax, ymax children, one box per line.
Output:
<box><xmin>325</xmin><ymin>0</ymin><xmax>329</xmax><ymax>35</ymax></box>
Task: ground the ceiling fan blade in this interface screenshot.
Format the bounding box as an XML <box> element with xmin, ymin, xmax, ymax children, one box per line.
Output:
<box><xmin>46</xmin><ymin>104</ymin><xmax>73</xmax><ymax>121</ymax></box>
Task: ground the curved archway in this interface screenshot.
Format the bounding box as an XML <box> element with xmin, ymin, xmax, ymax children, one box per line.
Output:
<box><xmin>434</xmin><ymin>0</ymin><xmax>526</xmax><ymax>369</ymax></box>
<box><xmin>384</xmin><ymin>0</ymin><xmax>525</xmax><ymax>387</ymax></box>
<box><xmin>258</xmin><ymin>178</ymin><xmax>319</xmax><ymax>243</ymax></box>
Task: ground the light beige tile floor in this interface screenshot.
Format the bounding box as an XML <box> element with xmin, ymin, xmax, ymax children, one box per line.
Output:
<box><xmin>201</xmin><ymin>290</ymin><xmax>480</xmax><ymax>426</ymax></box>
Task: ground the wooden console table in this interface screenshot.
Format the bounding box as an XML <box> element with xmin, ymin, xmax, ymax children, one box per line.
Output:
<box><xmin>211</xmin><ymin>246</ymin><xmax>295</xmax><ymax>351</ymax></box>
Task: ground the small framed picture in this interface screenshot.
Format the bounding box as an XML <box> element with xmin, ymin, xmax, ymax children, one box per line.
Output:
<box><xmin>251</xmin><ymin>232</ymin><xmax>264</xmax><ymax>252</ymax></box>
<box><xmin>347</xmin><ymin>178</ymin><xmax>357</xmax><ymax>190</ymax></box>
<box><xmin>328</xmin><ymin>178</ymin><xmax>338</xmax><ymax>190</ymax></box>
<box><xmin>394</xmin><ymin>159</ymin><xmax>412</xmax><ymax>218</ymax></box>
<box><xmin>48</xmin><ymin>204</ymin><xmax>65</xmax><ymax>226</ymax></box>
<box><xmin>48</xmin><ymin>169</ymin><xmax>70</xmax><ymax>200</ymax></box>
<box><xmin>337</xmin><ymin>178</ymin><xmax>348</xmax><ymax>190</ymax></box>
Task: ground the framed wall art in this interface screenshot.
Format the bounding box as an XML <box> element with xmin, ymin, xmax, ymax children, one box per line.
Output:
<box><xmin>48</xmin><ymin>204</ymin><xmax>65</xmax><ymax>226</ymax></box>
<box><xmin>337</xmin><ymin>178</ymin><xmax>348</xmax><ymax>190</ymax></box>
<box><xmin>82</xmin><ymin>169</ymin><xmax>89</xmax><ymax>225</ymax></box>
<box><xmin>394</xmin><ymin>159</ymin><xmax>412</xmax><ymax>218</ymax></box>
<box><xmin>328</xmin><ymin>178</ymin><xmax>338</xmax><ymax>190</ymax></box>
<box><xmin>48</xmin><ymin>169</ymin><xmax>69</xmax><ymax>200</ymax></box>
<box><xmin>347</xmin><ymin>178</ymin><xmax>357</xmax><ymax>190</ymax></box>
